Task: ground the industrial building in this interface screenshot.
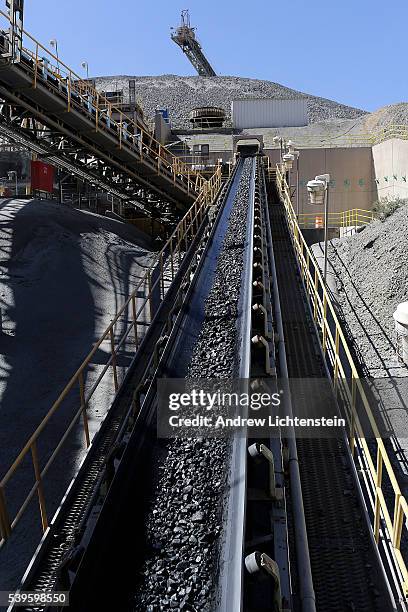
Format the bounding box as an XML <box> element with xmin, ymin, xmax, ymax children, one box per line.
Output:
<box><xmin>0</xmin><ymin>3</ymin><xmax>408</xmax><ymax>612</ymax></box>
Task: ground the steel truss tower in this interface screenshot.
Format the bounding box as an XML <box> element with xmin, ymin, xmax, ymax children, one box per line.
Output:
<box><xmin>171</xmin><ymin>10</ymin><xmax>216</xmax><ymax>77</ymax></box>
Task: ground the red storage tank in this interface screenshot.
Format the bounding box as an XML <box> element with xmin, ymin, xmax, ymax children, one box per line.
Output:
<box><xmin>31</xmin><ymin>160</ymin><xmax>55</xmax><ymax>193</ymax></box>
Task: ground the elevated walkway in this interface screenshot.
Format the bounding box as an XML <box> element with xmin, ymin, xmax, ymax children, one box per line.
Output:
<box><xmin>0</xmin><ymin>10</ymin><xmax>205</xmax><ymax>216</ymax></box>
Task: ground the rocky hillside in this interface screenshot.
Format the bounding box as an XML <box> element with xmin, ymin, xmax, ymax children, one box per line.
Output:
<box><xmin>95</xmin><ymin>74</ymin><xmax>367</xmax><ymax>129</ymax></box>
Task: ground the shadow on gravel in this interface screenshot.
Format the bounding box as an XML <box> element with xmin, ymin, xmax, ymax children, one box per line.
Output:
<box><xmin>328</xmin><ymin>241</ymin><xmax>408</xmax><ymax>481</ymax></box>
<box><xmin>0</xmin><ymin>199</ymin><xmax>154</xmax><ymax>594</ymax></box>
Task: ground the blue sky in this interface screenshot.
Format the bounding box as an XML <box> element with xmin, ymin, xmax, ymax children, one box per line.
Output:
<box><xmin>23</xmin><ymin>0</ymin><xmax>403</xmax><ymax>112</ymax></box>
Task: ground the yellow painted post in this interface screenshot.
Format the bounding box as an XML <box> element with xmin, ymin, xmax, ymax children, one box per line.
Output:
<box><xmin>160</xmin><ymin>252</ymin><xmax>165</xmax><ymax>299</ymax></box>
<box><xmin>393</xmin><ymin>494</ymin><xmax>403</xmax><ymax>548</ymax></box>
<box><xmin>31</xmin><ymin>441</ymin><xmax>48</xmax><ymax>532</ymax></box>
<box><xmin>109</xmin><ymin>326</ymin><xmax>119</xmax><ymax>392</ymax></box>
<box><xmin>0</xmin><ymin>486</ymin><xmax>11</xmax><ymax>540</ymax></box>
<box><xmin>313</xmin><ymin>268</ymin><xmax>318</xmax><ymax>321</ymax></box>
<box><xmin>147</xmin><ymin>270</ymin><xmax>153</xmax><ymax>322</ymax></box>
<box><xmin>170</xmin><ymin>238</ymin><xmax>175</xmax><ymax>280</ymax></box>
<box><xmin>392</xmin><ymin>492</ymin><xmax>404</xmax><ymax>550</ymax></box>
<box><xmin>322</xmin><ymin>293</ymin><xmax>328</xmax><ymax>354</ymax></box>
<box><xmin>34</xmin><ymin>43</ymin><xmax>39</xmax><ymax>89</ymax></box>
<box><xmin>374</xmin><ymin>448</ymin><xmax>383</xmax><ymax>543</ymax></box>
<box><xmin>333</xmin><ymin>327</ymin><xmax>340</xmax><ymax>387</ymax></box>
<box><xmin>78</xmin><ymin>371</ymin><xmax>90</xmax><ymax>448</ymax></box>
<box><xmin>95</xmin><ymin>92</ymin><xmax>99</xmax><ymax>132</ymax></box>
<box><xmin>119</xmin><ymin>113</ymin><xmax>123</xmax><ymax>149</ymax></box>
<box><xmin>349</xmin><ymin>377</ymin><xmax>357</xmax><ymax>456</ymax></box>
<box><xmin>67</xmin><ymin>73</ymin><xmax>71</xmax><ymax>113</ymax></box>
<box><xmin>131</xmin><ymin>294</ymin><xmax>138</xmax><ymax>348</ymax></box>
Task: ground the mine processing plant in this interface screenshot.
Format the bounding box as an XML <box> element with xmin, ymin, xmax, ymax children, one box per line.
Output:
<box><xmin>0</xmin><ymin>4</ymin><xmax>408</xmax><ymax>612</ymax></box>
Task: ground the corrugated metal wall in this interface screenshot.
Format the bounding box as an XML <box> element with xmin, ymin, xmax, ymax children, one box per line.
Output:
<box><xmin>231</xmin><ymin>99</ymin><xmax>308</xmax><ymax>129</ymax></box>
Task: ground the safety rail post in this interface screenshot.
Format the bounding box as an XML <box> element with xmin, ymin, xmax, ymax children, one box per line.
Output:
<box><xmin>183</xmin><ymin>218</ymin><xmax>188</xmax><ymax>252</ymax></box>
<box><xmin>374</xmin><ymin>448</ymin><xmax>383</xmax><ymax>543</ymax></box>
<box><xmin>160</xmin><ymin>252</ymin><xmax>165</xmax><ymax>299</ymax></box>
<box><xmin>119</xmin><ymin>113</ymin><xmax>123</xmax><ymax>149</ymax></box>
<box><xmin>95</xmin><ymin>92</ymin><xmax>100</xmax><ymax>132</ymax></box>
<box><xmin>194</xmin><ymin>198</ymin><xmax>199</xmax><ymax>232</ymax></box>
<box><xmin>67</xmin><ymin>72</ymin><xmax>72</xmax><ymax>113</ymax></box>
<box><xmin>177</xmin><ymin>226</ymin><xmax>182</xmax><ymax>266</ymax></box>
<box><xmin>393</xmin><ymin>494</ymin><xmax>403</xmax><ymax>548</ymax></box>
<box><xmin>349</xmin><ymin>376</ymin><xmax>357</xmax><ymax>457</ymax></box>
<box><xmin>30</xmin><ymin>441</ymin><xmax>48</xmax><ymax>532</ymax></box>
<box><xmin>78</xmin><ymin>371</ymin><xmax>90</xmax><ymax>448</ymax></box>
<box><xmin>131</xmin><ymin>294</ymin><xmax>139</xmax><ymax>348</ymax></box>
<box><xmin>322</xmin><ymin>293</ymin><xmax>328</xmax><ymax>354</ymax></box>
<box><xmin>333</xmin><ymin>327</ymin><xmax>340</xmax><ymax>387</ymax></box>
<box><xmin>147</xmin><ymin>270</ymin><xmax>153</xmax><ymax>322</ymax></box>
<box><xmin>0</xmin><ymin>486</ymin><xmax>11</xmax><ymax>541</ymax></box>
<box><xmin>33</xmin><ymin>42</ymin><xmax>39</xmax><ymax>88</ymax></box>
<box><xmin>109</xmin><ymin>325</ymin><xmax>119</xmax><ymax>392</ymax></box>
<box><xmin>169</xmin><ymin>238</ymin><xmax>175</xmax><ymax>280</ymax></box>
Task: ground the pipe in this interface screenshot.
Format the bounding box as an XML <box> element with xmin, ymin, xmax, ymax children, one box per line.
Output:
<box><xmin>261</xmin><ymin>169</ymin><xmax>316</xmax><ymax>612</ymax></box>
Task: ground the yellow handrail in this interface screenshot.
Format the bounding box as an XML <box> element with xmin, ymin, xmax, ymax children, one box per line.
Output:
<box><xmin>0</xmin><ymin>167</ymin><xmax>222</xmax><ymax>547</ymax></box>
<box><xmin>276</xmin><ymin>164</ymin><xmax>408</xmax><ymax>596</ymax></box>
<box><xmin>0</xmin><ymin>10</ymin><xmax>207</xmax><ymax>196</ymax></box>
<box><xmin>298</xmin><ymin>209</ymin><xmax>375</xmax><ymax>229</ymax></box>
<box><xmin>263</xmin><ymin>125</ymin><xmax>408</xmax><ymax>150</ymax></box>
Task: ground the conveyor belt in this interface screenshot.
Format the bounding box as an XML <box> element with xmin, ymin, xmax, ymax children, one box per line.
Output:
<box><xmin>268</xmin><ymin>184</ymin><xmax>394</xmax><ymax>611</ymax></box>
<box><xmin>21</xmin><ymin>159</ymin><xmax>254</xmax><ymax>612</ymax></box>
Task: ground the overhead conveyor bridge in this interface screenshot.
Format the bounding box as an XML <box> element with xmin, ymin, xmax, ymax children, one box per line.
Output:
<box><xmin>0</xmin><ymin>9</ymin><xmax>206</xmax><ymax>219</ymax></box>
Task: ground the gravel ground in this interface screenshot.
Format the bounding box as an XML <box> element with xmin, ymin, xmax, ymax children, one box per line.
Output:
<box><xmin>95</xmin><ymin>75</ymin><xmax>366</xmax><ymax>129</ymax></box>
<box><xmin>134</xmin><ymin>159</ymin><xmax>252</xmax><ymax>611</ymax></box>
<box><xmin>0</xmin><ymin>199</ymin><xmax>154</xmax><ymax>592</ymax></box>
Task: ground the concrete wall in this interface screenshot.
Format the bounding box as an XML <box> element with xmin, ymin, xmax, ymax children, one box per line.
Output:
<box><xmin>266</xmin><ymin>147</ymin><xmax>375</xmax><ymax>214</ymax></box>
<box><xmin>372</xmin><ymin>138</ymin><xmax>408</xmax><ymax>201</ymax></box>
<box><xmin>172</xmin><ymin>132</ymin><xmax>408</xmax><ymax>211</ymax></box>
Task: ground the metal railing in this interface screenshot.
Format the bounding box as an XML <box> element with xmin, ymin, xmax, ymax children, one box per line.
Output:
<box><xmin>297</xmin><ymin>208</ymin><xmax>375</xmax><ymax>229</ymax></box>
<box><xmin>0</xmin><ymin>167</ymin><xmax>222</xmax><ymax>548</ymax></box>
<box><xmin>275</xmin><ymin>164</ymin><xmax>408</xmax><ymax>598</ymax></box>
<box><xmin>0</xmin><ymin>10</ymin><xmax>206</xmax><ymax>198</ymax></box>
<box><xmin>264</xmin><ymin>125</ymin><xmax>408</xmax><ymax>150</ymax></box>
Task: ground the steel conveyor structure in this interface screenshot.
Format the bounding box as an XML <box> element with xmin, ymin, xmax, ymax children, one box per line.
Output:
<box><xmin>171</xmin><ymin>10</ymin><xmax>216</xmax><ymax>77</ymax></box>
<box><xmin>0</xmin><ymin>8</ymin><xmax>205</xmax><ymax>220</ymax></box>
<box><xmin>5</xmin><ymin>157</ymin><xmax>406</xmax><ymax>612</ymax></box>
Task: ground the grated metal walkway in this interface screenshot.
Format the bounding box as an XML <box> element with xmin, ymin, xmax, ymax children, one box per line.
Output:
<box><xmin>268</xmin><ymin>186</ymin><xmax>394</xmax><ymax>612</ymax></box>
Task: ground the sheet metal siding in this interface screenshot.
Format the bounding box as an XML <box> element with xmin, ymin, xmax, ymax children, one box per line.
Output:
<box><xmin>232</xmin><ymin>99</ymin><xmax>308</xmax><ymax>129</ymax></box>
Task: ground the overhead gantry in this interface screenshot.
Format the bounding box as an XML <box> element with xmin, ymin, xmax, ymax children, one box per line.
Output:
<box><xmin>171</xmin><ymin>10</ymin><xmax>216</xmax><ymax>77</ymax></box>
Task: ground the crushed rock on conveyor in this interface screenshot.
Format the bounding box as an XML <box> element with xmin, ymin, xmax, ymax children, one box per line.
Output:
<box><xmin>134</xmin><ymin>159</ymin><xmax>252</xmax><ymax>611</ymax></box>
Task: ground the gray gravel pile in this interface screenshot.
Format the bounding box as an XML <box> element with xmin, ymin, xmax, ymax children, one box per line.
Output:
<box><xmin>0</xmin><ymin>199</ymin><xmax>154</xmax><ymax>591</ymax></box>
<box><xmin>95</xmin><ymin>75</ymin><xmax>366</xmax><ymax>129</ymax></box>
<box><xmin>326</xmin><ymin>205</ymin><xmax>408</xmax><ymax>378</ymax></box>
<box><xmin>134</xmin><ymin>159</ymin><xmax>252</xmax><ymax>611</ymax></box>
<box><xmin>360</xmin><ymin>102</ymin><xmax>408</xmax><ymax>131</ymax></box>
